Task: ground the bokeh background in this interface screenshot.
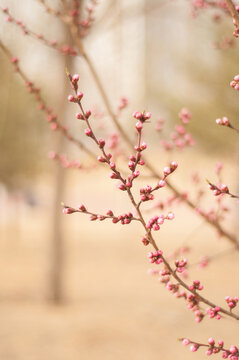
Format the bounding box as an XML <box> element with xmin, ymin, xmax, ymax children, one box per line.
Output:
<box><xmin>0</xmin><ymin>0</ymin><xmax>239</xmax><ymax>359</ymax></box>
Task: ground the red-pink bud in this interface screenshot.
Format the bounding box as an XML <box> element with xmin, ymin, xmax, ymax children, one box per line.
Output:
<box><xmin>135</xmin><ymin>121</ymin><xmax>143</xmax><ymax>131</ymax></box>
<box><xmin>85</xmin><ymin>110</ymin><xmax>92</xmax><ymax>118</ymax></box>
<box><xmin>76</xmin><ymin>112</ymin><xmax>84</xmax><ymax>120</ymax></box>
<box><xmin>182</xmin><ymin>339</ymin><xmax>190</xmax><ymax>346</ymax></box>
<box><xmin>133</xmin><ymin>111</ymin><xmax>142</xmax><ymax>119</ymax></box>
<box><xmin>11</xmin><ymin>57</ymin><xmax>19</xmax><ymax>64</ymax></box>
<box><xmin>118</xmin><ymin>184</ymin><xmax>126</xmax><ymax>191</ymax></box>
<box><xmin>97</xmin><ymin>156</ymin><xmax>106</xmax><ymax>163</ymax></box>
<box><xmin>99</xmin><ymin>138</ymin><xmax>105</xmax><ymax>148</ymax></box>
<box><xmin>62</xmin><ymin>207</ymin><xmax>75</xmax><ymax>214</ymax></box>
<box><xmin>77</xmin><ymin>92</ymin><xmax>83</xmax><ymax>100</ymax></box>
<box><xmin>68</xmin><ymin>94</ymin><xmax>75</xmax><ymax>102</ymax></box>
<box><xmin>158</xmin><ymin>180</ymin><xmax>166</xmax><ymax>188</ymax></box>
<box><xmin>85</xmin><ymin>128</ymin><xmax>92</xmax><ymax>137</ymax></box>
<box><xmin>72</xmin><ymin>74</ymin><xmax>79</xmax><ymax>82</ymax></box>
<box><xmin>140</xmin><ymin>142</ymin><xmax>147</xmax><ymax>150</ymax></box>
<box><xmin>78</xmin><ymin>204</ymin><xmax>86</xmax><ymax>212</ymax></box>
<box><xmin>90</xmin><ymin>215</ymin><xmax>97</xmax><ymax>221</ymax></box>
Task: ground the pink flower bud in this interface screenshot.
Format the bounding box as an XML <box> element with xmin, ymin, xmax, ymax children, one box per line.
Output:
<box><xmin>78</xmin><ymin>204</ymin><xmax>86</xmax><ymax>212</ymax></box>
<box><xmin>99</xmin><ymin>138</ymin><xmax>105</xmax><ymax>148</ymax></box>
<box><xmin>216</xmin><ymin>118</ymin><xmax>222</xmax><ymax>125</ymax></box>
<box><xmin>68</xmin><ymin>94</ymin><xmax>75</xmax><ymax>102</ymax></box>
<box><xmin>85</xmin><ymin>110</ymin><xmax>92</xmax><ymax>118</ymax></box>
<box><xmin>222</xmin><ymin>351</ymin><xmax>229</xmax><ymax>358</ymax></box>
<box><xmin>90</xmin><ymin>215</ymin><xmax>97</xmax><ymax>221</ymax></box>
<box><xmin>77</xmin><ymin>92</ymin><xmax>83</xmax><ymax>99</ymax></box>
<box><xmin>230</xmin><ymin>346</ymin><xmax>238</xmax><ymax>355</ymax></box>
<box><xmin>222</xmin><ymin>117</ymin><xmax>229</xmax><ymax>125</ymax></box>
<box><xmin>158</xmin><ymin>180</ymin><xmax>166</xmax><ymax>188</ymax></box>
<box><xmin>145</xmin><ymin>112</ymin><xmax>151</xmax><ymax>119</ymax></box>
<box><xmin>171</xmin><ymin>161</ymin><xmax>178</xmax><ymax>170</ymax></box>
<box><xmin>141</xmin><ymin>142</ymin><xmax>147</xmax><ymax>150</ymax></box>
<box><xmin>62</xmin><ymin>207</ymin><xmax>75</xmax><ymax>214</ymax></box>
<box><xmin>142</xmin><ymin>237</ymin><xmax>149</xmax><ymax>246</ymax></box>
<box><xmin>221</xmin><ymin>184</ymin><xmax>229</xmax><ymax>193</ymax></box>
<box><xmin>190</xmin><ymin>344</ymin><xmax>199</xmax><ymax>352</ymax></box>
<box><xmin>182</xmin><ymin>338</ymin><xmax>190</xmax><ymax>346</ymax></box>
<box><xmin>208</xmin><ymin>338</ymin><xmax>215</xmax><ymax>346</ymax></box>
<box><xmin>76</xmin><ymin>112</ymin><xmax>84</xmax><ymax>120</ymax></box>
<box><xmin>85</xmin><ymin>128</ymin><xmax>92</xmax><ymax>137</ymax></box>
<box><xmin>110</xmin><ymin>172</ymin><xmax>118</xmax><ymax>179</ymax></box>
<box><xmin>234</xmin><ymin>75</ymin><xmax>239</xmax><ymax>81</ymax></box>
<box><xmin>167</xmin><ymin>212</ymin><xmax>174</xmax><ymax>220</ymax></box>
<box><xmin>163</xmin><ymin>167</ymin><xmax>171</xmax><ymax>176</ymax></box>
<box><xmin>97</xmin><ymin>156</ymin><xmax>106</xmax><ymax>163</ymax></box>
<box><xmin>72</xmin><ymin>74</ymin><xmax>79</xmax><ymax>82</ymax></box>
<box><xmin>206</xmin><ymin>349</ymin><xmax>213</xmax><ymax>356</ymax></box>
<box><xmin>135</xmin><ymin>121</ymin><xmax>143</xmax><ymax>131</ymax></box>
<box><xmin>11</xmin><ymin>57</ymin><xmax>19</xmax><ymax>64</ymax></box>
<box><xmin>133</xmin><ymin>111</ymin><xmax>142</xmax><ymax>119</ymax></box>
<box><xmin>118</xmin><ymin>184</ymin><xmax>126</xmax><ymax>191</ymax></box>
<box><xmin>133</xmin><ymin>170</ymin><xmax>140</xmax><ymax>178</ymax></box>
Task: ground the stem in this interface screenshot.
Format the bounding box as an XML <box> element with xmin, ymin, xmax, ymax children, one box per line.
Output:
<box><xmin>224</xmin><ymin>0</ymin><xmax>239</xmax><ymax>28</ymax></box>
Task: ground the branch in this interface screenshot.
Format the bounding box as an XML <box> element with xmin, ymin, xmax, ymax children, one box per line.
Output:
<box><xmin>0</xmin><ymin>40</ymin><xmax>96</xmax><ymax>161</ymax></box>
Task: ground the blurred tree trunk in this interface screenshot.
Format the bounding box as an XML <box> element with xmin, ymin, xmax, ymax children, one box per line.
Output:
<box><xmin>49</xmin><ymin>40</ymin><xmax>73</xmax><ymax>306</ymax></box>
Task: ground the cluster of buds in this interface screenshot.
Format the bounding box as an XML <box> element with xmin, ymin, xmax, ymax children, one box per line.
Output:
<box><xmin>216</xmin><ymin>116</ymin><xmax>230</xmax><ymax>127</ymax></box>
<box><xmin>107</xmin><ymin>133</ymin><xmax>119</xmax><ymax>150</ymax></box>
<box><xmin>185</xmin><ymin>294</ymin><xmax>205</xmax><ymax>322</ymax></box>
<box><xmin>206</xmin><ymin>306</ymin><xmax>221</xmax><ymax>320</ymax></box>
<box><xmin>208</xmin><ymin>181</ymin><xmax>229</xmax><ymax>196</ymax></box>
<box><xmin>140</xmin><ymin>185</ymin><xmax>154</xmax><ymax>202</ymax></box>
<box><xmin>189</xmin><ymin>279</ymin><xmax>204</xmax><ymax>291</ymax></box>
<box><xmin>118</xmin><ymin>97</ymin><xmax>128</xmax><ymax>111</ymax></box>
<box><xmin>166</xmin><ymin>281</ymin><xmax>179</xmax><ymax>293</ymax></box>
<box><xmin>178</xmin><ymin>108</ymin><xmax>192</xmax><ymax>124</ymax></box>
<box><xmin>186</xmin><ymin>293</ymin><xmax>200</xmax><ymax>310</ymax></box>
<box><xmin>175</xmin><ymin>258</ymin><xmax>187</xmax><ymax>273</ymax></box>
<box><xmin>128</xmin><ymin>152</ymin><xmax>145</xmax><ymax>170</ymax></box>
<box><xmin>213</xmin><ymin>36</ymin><xmax>234</xmax><ymax>50</ymax></box>
<box><xmin>148</xmin><ymin>250</ymin><xmax>163</xmax><ymax>264</ymax></box>
<box><xmin>158</xmin><ymin>268</ymin><xmax>171</xmax><ymax>283</ymax></box>
<box><xmin>157</xmin><ymin>108</ymin><xmax>194</xmax><ymax>152</ymax></box>
<box><xmin>163</xmin><ymin>162</ymin><xmax>178</xmax><ymax>177</ymax></box>
<box><xmin>111</xmin><ymin>212</ymin><xmax>134</xmax><ymax>225</ymax></box>
<box><xmin>170</xmin><ymin>124</ymin><xmax>195</xmax><ymax>150</ymax></box>
<box><xmin>230</xmin><ymin>75</ymin><xmax>239</xmax><ymax>90</ymax></box>
<box><xmin>133</xmin><ymin>111</ymin><xmax>151</xmax><ymax>123</ymax></box>
<box><xmin>182</xmin><ymin>337</ymin><xmax>239</xmax><ymax>359</ymax></box>
<box><xmin>197</xmin><ymin>255</ymin><xmax>209</xmax><ymax>269</ymax></box>
<box><xmin>146</xmin><ymin>213</ymin><xmax>174</xmax><ymax>231</ymax></box>
<box><xmin>225</xmin><ymin>296</ymin><xmax>239</xmax><ymax>309</ymax></box>
<box><xmin>49</xmin><ymin>151</ymin><xmax>83</xmax><ymax>170</ymax></box>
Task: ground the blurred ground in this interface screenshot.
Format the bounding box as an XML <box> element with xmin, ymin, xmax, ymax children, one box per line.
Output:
<box><xmin>0</xmin><ymin>154</ymin><xmax>238</xmax><ymax>360</ymax></box>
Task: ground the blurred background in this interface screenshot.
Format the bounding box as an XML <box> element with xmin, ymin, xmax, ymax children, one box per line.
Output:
<box><xmin>0</xmin><ymin>0</ymin><xmax>239</xmax><ymax>359</ymax></box>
